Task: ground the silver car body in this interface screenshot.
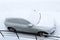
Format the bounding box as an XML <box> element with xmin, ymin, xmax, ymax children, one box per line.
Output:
<box><xmin>4</xmin><ymin>18</ymin><xmax>56</xmax><ymax>34</ymax></box>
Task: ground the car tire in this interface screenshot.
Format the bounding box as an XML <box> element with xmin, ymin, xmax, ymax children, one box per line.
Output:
<box><xmin>37</xmin><ymin>31</ymin><xmax>48</xmax><ymax>37</ymax></box>
<box><xmin>7</xmin><ymin>27</ymin><xmax>16</xmax><ymax>32</ymax></box>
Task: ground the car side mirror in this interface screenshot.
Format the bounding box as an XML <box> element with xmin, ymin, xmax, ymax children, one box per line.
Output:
<box><xmin>28</xmin><ymin>24</ymin><xmax>34</xmax><ymax>28</ymax></box>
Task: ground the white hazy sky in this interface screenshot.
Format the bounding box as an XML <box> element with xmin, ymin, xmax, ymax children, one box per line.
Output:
<box><xmin>0</xmin><ymin>0</ymin><xmax>60</xmax><ymax>40</ymax></box>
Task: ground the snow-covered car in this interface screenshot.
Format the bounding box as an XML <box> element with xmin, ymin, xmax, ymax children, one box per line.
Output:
<box><xmin>4</xmin><ymin>18</ymin><xmax>56</xmax><ymax>36</ymax></box>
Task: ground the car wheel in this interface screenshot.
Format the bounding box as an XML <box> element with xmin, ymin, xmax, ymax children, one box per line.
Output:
<box><xmin>8</xmin><ymin>27</ymin><xmax>16</xmax><ymax>32</ymax></box>
<box><xmin>37</xmin><ymin>31</ymin><xmax>48</xmax><ymax>37</ymax></box>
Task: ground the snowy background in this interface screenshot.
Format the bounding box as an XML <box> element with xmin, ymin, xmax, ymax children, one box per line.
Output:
<box><xmin>0</xmin><ymin>0</ymin><xmax>60</xmax><ymax>40</ymax></box>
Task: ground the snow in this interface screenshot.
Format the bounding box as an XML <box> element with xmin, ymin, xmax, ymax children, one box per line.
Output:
<box><xmin>0</xmin><ymin>0</ymin><xmax>60</xmax><ymax>40</ymax></box>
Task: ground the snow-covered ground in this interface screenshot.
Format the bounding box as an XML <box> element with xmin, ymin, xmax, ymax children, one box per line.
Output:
<box><xmin>0</xmin><ymin>0</ymin><xmax>60</xmax><ymax>40</ymax></box>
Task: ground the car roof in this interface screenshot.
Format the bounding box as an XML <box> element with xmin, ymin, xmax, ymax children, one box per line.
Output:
<box><xmin>6</xmin><ymin>18</ymin><xmax>31</xmax><ymax>25</ymax></box>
